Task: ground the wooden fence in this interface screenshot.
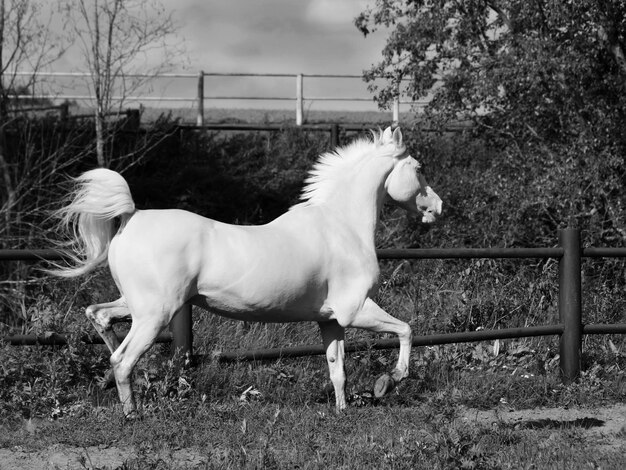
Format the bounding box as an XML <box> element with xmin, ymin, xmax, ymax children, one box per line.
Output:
<box><xmin>11</xmin><ymin>71</ymin><xmax>426</xmax><ymax>125</ymax></box>
<box><xmin>2</xmin><ymin>228</ymin><xmax>626</xmax><ymax>384</ymax></box>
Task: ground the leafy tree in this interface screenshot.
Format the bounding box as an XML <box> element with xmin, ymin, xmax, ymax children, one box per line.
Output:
<box><xmin>356</xmin><ymin>0</ymin><xmax>626</xmax><ymax>245</ymax></box>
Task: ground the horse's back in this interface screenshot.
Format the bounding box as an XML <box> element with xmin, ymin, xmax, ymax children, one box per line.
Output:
<box><xmin>113</xmin><ymin>208</ymin><xmax>211</xmax><ymax>256</ymax></box>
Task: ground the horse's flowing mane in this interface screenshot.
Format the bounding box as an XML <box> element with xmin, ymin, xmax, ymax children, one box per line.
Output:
<box><xmin>295</xmin><ymin>130</ymin><xmax>387</xmax><ymax>208</ymax></box>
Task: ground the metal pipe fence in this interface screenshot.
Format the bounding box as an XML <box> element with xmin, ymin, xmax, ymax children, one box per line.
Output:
<box><xmin>2</xmin><ymin>228</ymin><xmax>626</xmax><ymax>383</ymax></box>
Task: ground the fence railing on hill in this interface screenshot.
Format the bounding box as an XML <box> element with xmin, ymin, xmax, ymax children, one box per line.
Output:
<box><xmin>11</xmin><ymin>71</ymin><xmax>425</xmax><ymax>125</ymax></box>
<box><xmin>2</xmin><ymin>228</ymin><xmax>626</xmax><ymax>384</ymax></box>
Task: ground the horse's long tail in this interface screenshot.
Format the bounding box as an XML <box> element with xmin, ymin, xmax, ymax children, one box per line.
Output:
<box><xmin>49</xmin><ymin>168</ymin><xmax>136</xmax><ymax>278</ymax></box>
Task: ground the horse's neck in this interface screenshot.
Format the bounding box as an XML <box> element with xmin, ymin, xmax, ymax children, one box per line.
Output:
<box><xmin>325</xmin><ymin>158</ymin><xmax>391</xmax><ymax>249</ymax></box>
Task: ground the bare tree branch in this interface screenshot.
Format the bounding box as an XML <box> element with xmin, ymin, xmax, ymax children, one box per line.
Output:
<box><xmin>66</xmin><ymin>0</ymin><xmax>184</xmax><ymax>167</ymax></box>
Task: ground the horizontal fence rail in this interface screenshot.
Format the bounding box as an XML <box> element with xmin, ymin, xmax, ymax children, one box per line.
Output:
<box><xmin>2</xmin><ymin>228</ymin><xmax>626</xmax><ymax>384</ymax></box>
<box><xmin>177</xmin><ymin>123</ymin><xmax>469</xmax><ymax>149</ymax></box>
<box><xmin>0</xmin><ymin>249</ymin><xmax>66</xmax><ymax>261</ymax></box>
<box><xmin>377</xmin><ymin>247</ymin><xmax>565</xmax><ymax>259</ymax></box>
<box><xmin>215</xmin><ymin>325</ymin><xmax>567</xmax><ymax>362</ymax></box>
<box><xmin>5</xmin><ymin>332</ymin><xmax>173</xmax><ymax>346</ymax></box>
<box><xmin>10</xmin><ymin>70</ymin><xmax>428</xmax><ymax>126</ymax></box>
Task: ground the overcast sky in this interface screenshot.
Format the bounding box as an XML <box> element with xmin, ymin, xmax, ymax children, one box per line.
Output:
<box><xmin>51</xmin><ymin>0</ymin><xmax>389</xmax><ymax>112</ymax></box>
<box><xmin>172</xmin><ymin>0</ymin><xmax>385</xmax><ymax>74</ymax></box>
<box><xmin>170</xmin><ymin>0</ymin><xmax>388</xmax><ymax>111</ymax></box>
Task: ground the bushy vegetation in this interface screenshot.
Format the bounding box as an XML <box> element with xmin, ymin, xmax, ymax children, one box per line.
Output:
<box><xmin>1</xmin><ymin>115</ymin><xmax>624</xmax><ymax>364</ymax></box>
<box><xmin>358</xmin><ymin>1</ymin><xmax>626</xmax><ymax>249</ymax></box>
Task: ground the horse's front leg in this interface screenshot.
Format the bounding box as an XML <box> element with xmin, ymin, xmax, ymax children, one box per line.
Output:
<box><xmin>347</xmin><ymin>297</ymin><xmax>412</xmax><ymax>397</ymax></box>
<box><xmin>318</xmin><ymin>320</ymin><xmax>347</xmax><ymax>411</ymax></box>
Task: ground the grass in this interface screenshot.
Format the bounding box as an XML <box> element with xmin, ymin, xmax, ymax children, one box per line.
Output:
<box><xmin>3</xmin><ymin>404</ymin><xmax>613</xmax><ymax>468</ymax></box>
<box><xmin>1</xmin><ymin>332</ymin><xmax>624</xmax><ymax>469</ymax></box>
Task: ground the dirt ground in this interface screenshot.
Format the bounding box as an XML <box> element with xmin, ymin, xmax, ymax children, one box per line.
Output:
<box><xmin>0</xmin><ymin>405</ymin><xmax>624</xmax><ymax>469</ymax></box>
<box><xmin>0</xmin><ymin>444</ymin><xmax>208</xmax><ymax>469</ymax></box>
<box><xmin>459</xmin><ymin>403</ymin><xmax>626</xmax><ymax>451</ymax></box>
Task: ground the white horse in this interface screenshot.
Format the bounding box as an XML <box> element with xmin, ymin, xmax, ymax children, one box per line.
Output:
<box><xmin>51</xmin><ymin>126</ymin><xmax>442</xmax><ymax>418</ymax></box>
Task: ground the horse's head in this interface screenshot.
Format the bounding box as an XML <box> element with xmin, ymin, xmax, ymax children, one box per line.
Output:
<box><xmin>381</xmin><ymin>127</ymin><xmax>443</xmax><ymax>224</ymax></box>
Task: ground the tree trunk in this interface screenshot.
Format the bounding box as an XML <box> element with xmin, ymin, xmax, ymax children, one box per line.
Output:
<box><xmin>0</xmin><ymin>0</ymin><xmax>14</xmax><ymax>243</ymax></box>
<box><xmin>95</xmin><ymin>108</ymin><xmax>105</xmax><ymax>167</ymax></box>
<box><xmin>0</xmin><ymin>127</ymin><xmax>15</xmax><ymax>243</ymax></box>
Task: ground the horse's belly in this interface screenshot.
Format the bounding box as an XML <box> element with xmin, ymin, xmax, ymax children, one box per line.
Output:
<box><xmin>194</xmin><ymin>225</ymin><xmax>330</xmax><ymax>321</ymax></box>
<box><xmin>190</xmin><ymin>290</ymin><xmax>330</xmax><ymax>323</ymax></box>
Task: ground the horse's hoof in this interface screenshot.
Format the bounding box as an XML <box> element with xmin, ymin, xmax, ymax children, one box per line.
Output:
<box><xmin>123</xmin><ymin>410</ymin><xmax>141</xmax><ymax>421</ymax></box>
<box><xmin>374</xmin><ymin>373</ymin><xmax>396</xmax><ymax>398</ymax></box>
<box><xmin>334</xmin><ymin>403</ymin><xmax>347</xmax><ymax>414</ymax></box>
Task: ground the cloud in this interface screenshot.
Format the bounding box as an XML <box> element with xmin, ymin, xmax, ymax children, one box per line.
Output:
<box><xmin>305</xmin><ymin>0</ymin><xmax>370</xmax><ymax>27</ymax></box>
<box><xmin>171</xmin><ymin>0</ymin><xmax>383</xmax><ymax>74</ymax></box>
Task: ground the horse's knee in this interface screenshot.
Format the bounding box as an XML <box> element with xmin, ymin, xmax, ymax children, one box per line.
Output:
<box><xmin>399</xmin><ymin>322</ymin><xmax>412</xmax><ymax>341</ymax></box>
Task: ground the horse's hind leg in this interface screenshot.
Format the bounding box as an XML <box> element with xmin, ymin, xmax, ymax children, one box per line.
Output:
<box><xmin>318</xmin><ymin>320</ymin><xmax>347</xmax><ymax>411</ymax></box>
<box><xmin>109</xmin><ymin>308</ymin><xmax>169</xmax><ymax>419</ymax></box>
<box><xmin>85</xmin><ymin>298</ymin><xmax>132</xmax><ymax>388</ymax></box>
<box><xmin>86</xmin><ymin>297</ymin><xmax>131</xmax><ymax>352</ymax></box>
<box><xmin>347</xmin><ymin>298</ymin><xmax>412</xmax><ymax>397</ymax></box>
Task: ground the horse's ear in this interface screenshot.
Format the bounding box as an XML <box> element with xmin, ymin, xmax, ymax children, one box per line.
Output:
<box><xmin>382</xmin><ymin>126</ymin><xmax>392</xmax><ymax>142</ymax></box>
<box><xmin>392</xmin><ymin>127</ymin><xmax>403</xmax><ymax>147</ymax></box>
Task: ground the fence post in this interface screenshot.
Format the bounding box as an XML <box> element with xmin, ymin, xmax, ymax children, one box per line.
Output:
<box><xmin>330</xmin><ymin>123</ymin><xmax>339</xmax><ymax>148</ymax></box>
<box><xmin>296</xmin><ymin>73</ymin><xmax>303</xmax><ymax>126</ymax></box>
<box><xmin>393</xmin><ymin>97</ymin><xmax>400</xmax><ymax>125</ymax></box>
<box><xmin>59</xmin><ymin>102</ymin><xmax>69</xmax><ymax>122</ymax></box>
<box><xmin>125</xmin><ymin>109</ymin><xmax>140</xmax><ymax>131</ymax></box>
<box><xmin>196</xmin><ymin>70</ymin><xmax>205</xmax><ymax>127</ymax></box>
<box><xmin>169</xmin><ymin>304</ymin><xmax>193</xmax><ymax>364</ymax></box>
<box><xmin>558</xmin><ymin>227</ymin><xmax>582</xmax><ymax>384</ymax></box>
